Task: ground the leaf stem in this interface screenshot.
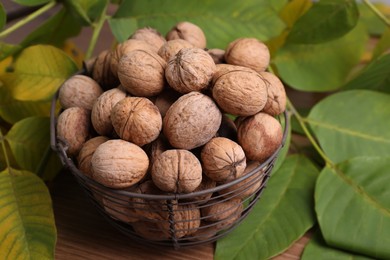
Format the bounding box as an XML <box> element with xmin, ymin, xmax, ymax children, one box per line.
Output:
<box><xmin>286</xmin><ymin>98</ymin><xmax>334</xmax><ymax>167</ymax></box>
<box><xmin>0</xmin><ymin>128</ymin><xmax>11</xmax><ymax>169</ymax></box>
<box><xmin>362</xmin><ymin>0</ymin><xmax>390</xmax><ymax>27</ymax></box>
<box><xmin>85</xmin><ymin>6</ymin><xmax>108</xmax><ymax>60</ymax></box>
<box><xmin>0</xmin><ymin>1</ymin><xmax>56</xmax><ymax>39</ymax></box>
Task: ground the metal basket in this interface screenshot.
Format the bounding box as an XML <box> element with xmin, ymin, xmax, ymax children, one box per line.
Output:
<box><xmin>50</xmin><ymin>87</ymin><xmax>289</xmax><ymax>249</ymax></box>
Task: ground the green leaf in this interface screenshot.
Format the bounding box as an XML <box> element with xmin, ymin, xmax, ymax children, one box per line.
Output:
<box><xmin>302</xmin><ymin>230</ymin><xmax>374</xmax><ymax>260</ymax></box>
<box><xmin>13</xmin><ymin>0</ymin><xmax>51</xmax><ymax>6</ymax></box>
<box><xmin>315</xmin><ymin>157</ymin><xmax>390</xmax><ymax>259</ymax></box>
<box><xmin>0</xmin><ymin>168</ymin><xmax>56</xmax><ymax>259</ymax></box>
<box><xmin>3</xmin><ymin>45</ymin><xmax>77</xmax><ymax>101</ymax></box>
<box><xmin>0</xmin><ymin>85</ymin><xmax>51</xmax><ymax>124</ymax></box>
<box><xmin>0</xmin><ymin>3</ymin><xmax>5</xmax><ymax>30</ymax></box>
<box><xmin>307</xmin><ymin>90</ymin><xmax>390</xmax><ymax>163</ymax></box>
<box><xmin>0</xmin><ymin>43</ymin><xmax>21</xmax><ymax>61</ymax></box>
<box><xmin>358</xmin><ymin>3</ymin><xmax>390</xmax><ymax>36</ymax></box>
<box><xmin>215</xmin><ymin>155</ymin><xmax>319</xmax><ymax>260</ymax></box>
<box><xmin>273</xmin><ymin>23</ymin><xmax>368</xmax><ymax>92</ymax></box>
<box><xmin>63</xmin><ymin>0</ymin><xmax>108</xmax><ymax>24</ymax></box>
<box><xmin>342</xmin><ymin>53</ymin><xmax>390</xmax><ymax>93</ymax></box>
<box><xmin>5</xmin><ymin>117</ymin><xmax>62</xmax><ymax>180</ymax></box>
<box><xmin>109</xmin><ymin>0</ymin><xmax>286</xmax><ymax>47</ymax></box>
<box><xmin>21</xmin><ymin>9</ymin><xmax>83</xmax><ymax>48</ymax></box>
<box><xmin>372</xmin><ymin>28</ymin><xmax>390</xmax><ymax>60</ymax></box>
<box><xmin>286</xmin><ymin>0</ymin><xmax>359</xmax><ymax>44</ymax></box>
<box><xmin>279</xmin><ymin>0</ymin><xmax>312</xmax><ymax>28</ymax></box>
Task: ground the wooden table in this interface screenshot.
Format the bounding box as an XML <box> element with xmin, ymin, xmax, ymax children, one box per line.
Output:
<box><xmin>51</xmin><ymin>170</ymin><xmax>310</xmax><ymax>259</ymax></box>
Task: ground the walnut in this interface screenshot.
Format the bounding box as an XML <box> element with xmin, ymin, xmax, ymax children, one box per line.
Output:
<box><xmin>212</xmin><ymin>64</ymin><xmax>254</xmax><ymax>85</ymax></box>
<box><xmin>165</xmin><ymin>48</ymin><xmax>216</xmax><ymax>94</ymax></box>
<box><xmin>101</xmin><ymin>188</ymin><xmax>139</xmax><ymax>223</ymax></box>
<box><xmin>143</xmin><ymin>134</ymin><xmax>171</xmax><ymax>166</ymax></box>
<box><xmin>59</xmin><ymin>75</ymin><xmax>103</xmax><ymax>110</ymax></box>
<box><xmin>219</xmin><ymin>161</ymin><xmax>266</xmax><ymax>199</ymax></box>
<box><xmin>91</xmin><ymin>139</ymin><xmax>149</xmax><ymax>188</ymax></box>
<box><xmin>185</xmin><ymin>175</ymin><xmax>216</xmax><ymax>204</ymax></box>
<box><xmin>237</xmin><ymin>112</ymin><xmax>283</xmax><ymax>162</ymax></box>
<box><xmin>110</xmin><ymin>39</ymin><xmax>156</xmax><ymax>77</ymax></box>
<box><xmin>153</xmin><ymin>87</ymin><xmax>181</xmax><ymax>118</ymax></box>
<box><xmin>201</xmin><ymin>198</ymin><xmax>243</xmax><ymax>230</ymax></box>
<box><xmin>77</xmin><ymin>136</ymin><xmax>109</xmax><ymax>177</ymax></box>
<box><xmin>207</xmin><ymin>48</ymin><xmax>225</xmax><ymax>64</ymax></box>
<box><xmin>151</xmin><ymin>149</ymin><xmax>202</xmax><ymax>193</ymax></box>
<box><xmin>111</xmin><ymin>97</ymin><xmax>162</xmax><ymax>146</ymax></box>
<box><xmin>91</xmin><ymin>87</ymin><xmax>127</xmax><ymax>136</ymax></box>
<box><xmin>56</xmin><ymin>107</ymin><xmax>90</xmax><ymax>157</ymax></box>
<box><xmin>92</xmin><ymin>50</ymin><xmax>120</xmax><ymax>89</ymax></box>
<box><xmin>157</xmin><ymin>39</ymin><xmax>193</xmax><ymax>62</ymax></box>
<box><xmin>225</xmin><ymin>38</ymin><xmax>270</xmax><ymax>72</ymax></box>
<box><xmin>163</xmin><ymin>92</ymin><xmax>222</xmax><ymax>150</ymax></box>
<box><xmin>129</xmin><ymin>27</ymin><xmax>166</xmax><ymax>52</ymax></box>
<box><xmin>201</xmin><ymin>137</ymin><xmax>246</xmax><ymax>182</ymax></box>
<box><xmin>166</xmin><ymin>21</ymin><xmax>207</xmax><ymax>49</ymax></box>
<box><xmin>118</xmin><ymin>50</ymin><xmax>166</xmax><ymax>97</ymax></box>
<box><xmin>131</xmin><ymin>221</ymin><xmax>169</xmax><ymax>241</ymax></box>
<box><xmin>212</xmin><ymin>68</ymin><xmax>268</xmax><ymax>116</ymax></box>
<box><xmin>259</xmin><ymin>71</ymin><xmax>287</xmax><ymax>116</ymax></box>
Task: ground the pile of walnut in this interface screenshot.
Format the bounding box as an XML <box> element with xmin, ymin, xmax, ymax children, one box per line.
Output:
<box><xmin>56</xmin><ymin>21</ymin><xmax>286</xmax><ymax>241</ymax></box>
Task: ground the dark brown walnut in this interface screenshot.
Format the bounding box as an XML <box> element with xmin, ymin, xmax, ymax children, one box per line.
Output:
<box><xmin>129</xmin><ymin>27</ymin><xmax>166</xmax><ymax>52</ymax></box>
<box><xmin>166</xmin><ymin>21</ymin><xmax>206</xmax><ymax>49</ymax></box>
<box><xmin>225</xmin><ymin>38</ymin><xmax>270</xmax><ymax>72</ymax></box>
<box><xmin>111</xmin><ymin>97</ymin><xmax>162</xmax><ymax>146</ymax></box>
<box><xmin>201</xmin><ymin>198</ymin><xmax>243</xmax><ymax>230</ymax></box>
<box><xmin>153</xmin><ymin>87</ymin><xmax>181</xmax><ymax>118</ymax></box>
<box><xmin>259</xmin><ymin>71</ymin><xmax>287</xmax><ymax>116</ymax></box>
<box><xmin>207</xmin><ymin>48</ymin><xmax>225</xmax><ymax>64</ymax></box>
<box><xmin>59</xmin><ymin>75</ymin><xmax>103</xmax><ymax>110</ymax></box>
<box><xmin>92</xmin><ymin>49</ymin><xmax>120</xmax><ymax>89</ymax></box>
<box><xmin>110</xmin><ymin>39</ymin><xmax>156</xmax><ymax>77</ymax></box>
<box><xmin>131</xmin><ymin>221</ymin><xmax>169</xmax><ymax>241</ymax></box>
<box><xmin>157</xmin><ymin>39</ymin><xmax>193</xmax><ymax>62</ymax></box>
<box><xmin>101</xmin><ymin>188</ymin><xmax>139</xmax><ymax>223</ymax></box>
<box><xmin>91</xmin><ymin>87</ymin><xmax>127</xmax><ymax>136</ymax></box>
<box><xmin>165</xmin><ymin>48</ymin><xmax>216</xmax><ymax>94</ymax></box>
<box><xmin>163</xmin><ymin>92</ymin><xmax>222</xmax><ymax>150</ymax></box>
<box><xmin>219</xmin><ymin>161</ymin><xmax>266</xmax><ymax>199</ymax></box>
<box><xmin>212</xmin><ymin>68</ymin><xmax>268</xmax><ymax>116</ymax></box>
<box><xmin>159</xmin><ymin>204</ymin><xmax>201</xmax><ymax>238</ymax></box>
<box><xmin>91</xmin><ymin>139</ymin><xmax>149</xmax><ymax>189</ymax></box>
<box><xmin>56</xmin><ymin>107</ymin><xmax>90</xmax><ymax>157</ymax></box>
<box><xmin>151</xmin><ymin>149</ymin><xmax>202</xmax><ymax>193</ymax></box>
<box><xmin>237</xmin><ymin>112</ymin><xmax>283</xmax><ymax>162</ymax></box>
<box><xmin>77</xmin><ymin>136</ymin><xmax>109</xmax><ymax>177</ymax></box>
<box><xmin>118</xmin><ymin>50</ymin><xmax>166</xmax><ymax>97</ymax></box>
<box><xmin>84</xmin><ymin>56</ymin><xmax>97</xmax><ymax>76</ymax></box>
<box><xmin>201</xmin><ymin>137</ymin><xmax>246</xmax><ymax>182</ymax></box>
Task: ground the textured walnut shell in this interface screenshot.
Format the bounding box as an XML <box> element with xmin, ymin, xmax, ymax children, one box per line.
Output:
<box><xmin>207</xmin><ymin>48</ymin><xmax>225</xmax><ymax>64</ymax></box>
<box><xmin>219</xmin><ymin>161</ymin><xmax>266</xmax><ymax>199</ymax></box>
<box><xmin>165</xmin><ymin>48</ymin><xmax>216</xmax><ymax>94</ymax></box>
<box><xmin>212</xmin><ymin>64</ymin><xmax>254</xmax><ymax>85</ymax></box>
<box><xmin>92</xmin><ymin>50</ymin><xmax>120</xmax><ymax>89</ymax></box>
<box><xmin>159</xmin><ymin>204</ymin><xmax>201</xmax><ymax>238</ymax></box>
<box><xmin>111</xmin><ymin>39</ymin><xmax>156</xmax><ymax>77</ymax></box>
<box><xmin>237</xmin><ymin>112</ymin><xmax>283</xmax><ymax>162</ymax></box>
<box><xmin>59</xmin><ymin>75</ymin><xmax>103</xmax><ymax>110</ymax></box>
<box><xmin>166</xmin><ymin>21</ymin><xmax>206</xmax><ymax>49</ymax></box>
<box><xmin>77</xmin><ymin>136</ymin><xmax>109</xmax><ymax>177</ymax></box>
<box><xmin>143</xmin><ymin>134</ymin><xmax>171</xmax><ymax>167</ymax></box>
<box><xmin>129</xmin><ymin>27</ymin><xmax>166</xmax><ymax>52</ymax></box>
<box><xmin>225</xmin><ymin>38</ymin><xmax>270</xmax><ymax>72</ymax></box>
<box><xmin>91</xmin><ymin>139</ymin><xmax>149</xmax><ymax>189</ymax></box>
<box><xmin>212</xmin><ymin>69</ymin><xmax>268</xmax><ymax>116</ymax></box>
<box><xmin>201</xmin><ymin>198</ymin><xmax>243</xmax><ymax>229</ymax></box>
<box><xmin>185</xmin><ymin>175</ymin><xmax>216</xmax><ymax>204</ymax></box>
<box><xmin>131</xmin><ymin>221</ymin><xmax>169</xmax><ymax>241</ymax></box>
<box><xmin>158</xmin><ymin>39</ymin><xmax>193</xmax><ymax>62</ymax></box>
<box><xmin>91</xmin><ymin>88</ymin><xmax>127</xmax><ymax>136</ymax></box>
<box><xmin>118</xmin><ymin>50</ymin><xmax>166</xmax><ymax>97</ymax></box>
<box><xmin>111</xmin><ymin>97</ymin><xmax>162</xmax><ymax>146</ymax></box>
<box><xmin>56</xmin><ymin>107</ymin><xmax>90</xmax><ymax>156</ymax></box>
<box><xmin>101</xmin><ymin>189</ymin><xmax>139</xmax><ymax>223</ymax></box>
<box><xmin>201</xmin><ymin>137</ymin><xmax>246</xmax><ymax>182</ymax></box>
<box><xmin>153</xmin><ymin>87</ymin><xmax>181</xmax><ymax>118</ymax></box>
<box><xmin>163</xmin><ymin>92</ymin><xmax>222</xmax><ymax>150</ymax></box>
<box><xmin>151</xmin><ymin>149</ymin><xmax>202</xmax><ymax>193</ymax></box>
<box><xmin>259</xmin><ymin>71</ymin><xmax>287</xmax><ymax>116</ymax></box>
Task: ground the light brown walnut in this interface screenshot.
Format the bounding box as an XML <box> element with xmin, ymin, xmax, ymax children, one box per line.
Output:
<box><xmin>259</xmin><ymin>71</ymin><xmax>287</xmax><ymax>116</ymax></box>
<box><xmin>129</xmin><ymin>27</ymin><xmax>166</xmax><ymax>52</ymax></box>
<box><xmin>201</xmin><ymin>198</ymin><xmax>243</xmax><ymax>230</ymax></box>
<box><xmin>207</xmin><ymin>48</ymin><xmax>225</xmax><ymax>64</ymax></box>
<box><xmin>91</xmin><ymin>139</ymin><xmax>149</xmax><ymax>189</ymax></box>
<box><xmin>158</xmin><ymin>39</ymin><xmax>193</xmax><ymax>62</ymax></box>
<box><xmin>166</xmin><ymin>21</ymin><xmax>206</xmax><ymax>49</ymax></box>
<box><xmin>77</xmin><ymin>136</ymin><xmax>109</xmax><ymax>177</ymax></box>
<box><xmin>111</xmin><ymin>97</ymin><xmax>162</xmax><ymax>146</ymax></box>
<box><xmin>163</xmin><ymin>92</ymin><xmax>222</xmax><ymax>150</ymax></box>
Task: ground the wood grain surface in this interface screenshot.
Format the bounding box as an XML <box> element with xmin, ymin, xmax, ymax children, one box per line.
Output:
<box><xmin>51</xmin><ymin>171</ymin><xmax>310</xmax><ymax>260</ymax></box>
